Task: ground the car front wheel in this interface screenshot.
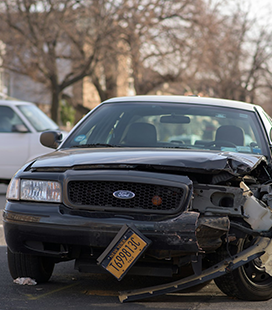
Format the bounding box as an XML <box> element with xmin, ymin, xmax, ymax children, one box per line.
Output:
<box><xmin>214</xmin><ymin>236</ymin><xmax>272</xmax><ymax>301</ymax></box>
<box><xmin>7</xmin><ymin>248</ymin><xmax>55</xmax><ymax>283</ymax></box>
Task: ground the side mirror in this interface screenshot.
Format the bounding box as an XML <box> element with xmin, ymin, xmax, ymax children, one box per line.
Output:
<box><xmin>12</xmin><ymin>124</ymin><xmax>29</xmax><ymax>133</ymax></box>
<box><xmin>40</xmin><ymin>131</ymin><xmax>63</xmax><ymax>149</ymax></box>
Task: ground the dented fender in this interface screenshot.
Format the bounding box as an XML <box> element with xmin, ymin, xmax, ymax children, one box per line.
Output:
<box><xmin>152</xmin><ymin>212</ymin><xmax>230</xmax><ymax>253</ymax></box>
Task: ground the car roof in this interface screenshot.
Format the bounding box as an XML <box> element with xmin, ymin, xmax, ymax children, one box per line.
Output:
<box><xmin>103</xmin><ymin>95</ymin><xmax>257</xmax><ymax>111</ymax></box>
<box><xmin>0</xmin><ymin>99</ymin><xmax>34</xmax><ymax>106</ymax></box>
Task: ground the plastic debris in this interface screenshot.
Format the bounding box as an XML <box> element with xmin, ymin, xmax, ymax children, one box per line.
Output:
<box><xmin>13</xmin><ymin>277</ymin><xmax>37</xmax><ymax>285</ymax></box>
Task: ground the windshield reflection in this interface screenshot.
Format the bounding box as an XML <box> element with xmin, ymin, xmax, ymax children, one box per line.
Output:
<box><xmin>18</xmin><ymin>105</ymin><xmax>58</xmax><ymax>132</ymax></box>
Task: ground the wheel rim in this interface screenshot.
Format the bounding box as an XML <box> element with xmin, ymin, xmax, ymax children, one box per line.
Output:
<box><xmin>241</xmin><ymin>236</ymin><xmax>272</xmax><ymax>287</ymax></box>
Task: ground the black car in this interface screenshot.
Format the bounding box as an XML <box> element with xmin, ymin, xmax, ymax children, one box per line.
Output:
<box><xmin>4</xmin><ymin>95</ymin><xmax>272</xmax><ymax>302</ymax></box>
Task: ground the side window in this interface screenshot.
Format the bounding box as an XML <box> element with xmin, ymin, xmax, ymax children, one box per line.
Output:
<box><xmin>0</xmin><ymin>106</ymin><xmax>15</xmax><ymax>132</ymax></box>
<box><xmin>0</xmin><ymin>106</ymin><xmax>27</xmax><ymax>133</ymax></box>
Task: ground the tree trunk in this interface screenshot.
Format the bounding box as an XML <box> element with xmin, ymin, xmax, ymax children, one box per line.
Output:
<box><xmin>50</xmin><ymin>85</ymin><xmax>61</xmax><ymax>124</ymax></box>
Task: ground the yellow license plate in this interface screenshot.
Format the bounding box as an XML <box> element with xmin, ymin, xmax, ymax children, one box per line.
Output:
<box><xmin>97</xmin><ymin>225</ymin><xmax>151</xmax><ymax>280</ymax></box>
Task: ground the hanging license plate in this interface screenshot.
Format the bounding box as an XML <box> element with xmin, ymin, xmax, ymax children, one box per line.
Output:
<box><xmin>97</xmin><ymin>225</ymin><xmax>151</xmax><ymax>280</ymax></box>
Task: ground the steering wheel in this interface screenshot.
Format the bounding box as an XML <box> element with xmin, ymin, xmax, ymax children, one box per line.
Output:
<box><xmin>206</xmin><ymin>140</ymin><xmax>237</xmax><ymax>148</ymax></box>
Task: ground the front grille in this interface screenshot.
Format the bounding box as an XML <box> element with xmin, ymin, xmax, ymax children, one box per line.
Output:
<box><xmin>67</xmin><ymin>181</ymin><xmax>185</xmax><ymax>214</ymax></box>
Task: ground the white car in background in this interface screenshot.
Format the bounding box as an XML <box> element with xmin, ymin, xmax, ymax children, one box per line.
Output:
<box><xmin>0</xmin><ymin>100</ymin><xmax>64</xmax><ymax>183</ymax></box>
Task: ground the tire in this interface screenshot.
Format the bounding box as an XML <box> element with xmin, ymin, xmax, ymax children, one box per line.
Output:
<box><xmin>7</xmin><ymin>248</ymin><xmax>55</xmax><ymax>283</ymax></box>
<box><xmin>214</xmin><ymin>236</ymin><xmax>272</xmax><ymax>301</ymax></box>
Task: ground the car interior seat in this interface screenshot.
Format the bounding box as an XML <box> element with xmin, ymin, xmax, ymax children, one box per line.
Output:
<box><xmin>215</xmin><ymin>125</ymin><xmax>245</xmax><ymax>146</ymax></box>
<box><xmin>124</xmin><ymin>122</ymin><xmax>157</xmax><ymax>146</ymax></box>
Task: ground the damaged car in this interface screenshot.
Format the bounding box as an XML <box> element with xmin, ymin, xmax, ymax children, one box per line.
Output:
<box><xmin>4</xmin><ymin>95</ymin><xmax>272</xmax><ymax>302</ymax></box>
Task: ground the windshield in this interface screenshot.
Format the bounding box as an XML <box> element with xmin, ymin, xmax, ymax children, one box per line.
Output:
<box><xmin>62</xmin><ymin>101</ymin><xmax>268</xmax><ymax>156</ymax></box>
<box><xmin>17</xmin><ymin>104</ymin><xmax>59</xmax><ymax>132</ymax></box>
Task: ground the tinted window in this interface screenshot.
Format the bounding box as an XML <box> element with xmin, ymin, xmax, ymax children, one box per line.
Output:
<box><xmin>0</xmin><ymin>106</ymin><xmax>27</xmax><ymax>132</ymax></box>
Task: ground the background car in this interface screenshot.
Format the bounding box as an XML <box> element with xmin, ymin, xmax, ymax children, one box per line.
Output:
<box><xmin>0</xmin><ymin>99</ymin><xmax>65</xmax><ymax>183</ymax></box>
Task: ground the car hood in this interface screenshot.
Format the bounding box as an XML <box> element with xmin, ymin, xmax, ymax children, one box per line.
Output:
<box><xmin>29</xmin><ymin>148</ymin><xmax>266</xmax><ymax>176</ymax></box>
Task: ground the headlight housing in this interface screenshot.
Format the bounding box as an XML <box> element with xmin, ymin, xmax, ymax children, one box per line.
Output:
<box><xmin>6</xmin><ymin>179</ymin><xmax>62</xmax><ymax>202</ymax></box>
<box><xmin>6</xmin><ymin>178</ymin><xmax>20</xmax><ymax>200</ymax></box>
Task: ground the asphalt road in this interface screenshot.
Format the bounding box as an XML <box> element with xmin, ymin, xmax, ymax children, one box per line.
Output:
<box><xmin>1</xmin><ymin>185</ymin><xmax>272</xmax><ymax>309</ymax></box>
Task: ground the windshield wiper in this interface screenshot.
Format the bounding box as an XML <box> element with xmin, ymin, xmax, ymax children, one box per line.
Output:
<box><xmin>71</xmin><ymin>143</ymin><xmax>121</xmax><ymax>148</ymax></box>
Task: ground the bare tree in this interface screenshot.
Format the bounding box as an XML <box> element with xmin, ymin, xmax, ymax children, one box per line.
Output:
<box><xmin>116</xmin><ymin>0</ymin><xmax>207</xmax><ymax>95</ymax></box>
<box><xmin>185</xmin><ymin>0</ymin><xmax>272</xmax><ymax>103</ymax></box>
<box><xmin>0</xmin><ymin>0</ymin><xmax>118</xmax><ymax>122</ymax></box>
<box><xmin>1</xmin><ymin>0</ymin><xmax>272</xmax><ymax>125</ymax></box>
<box><xmin>87</xmin><ymin>0</ymin><xmax>209</xmax><ymax>99</ymax></box>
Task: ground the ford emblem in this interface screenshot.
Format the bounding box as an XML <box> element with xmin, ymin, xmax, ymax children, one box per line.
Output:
<box><xmin>113</xmin><ymin>190</ymin><xmax>135</xmax><ymax>199</ymax></box>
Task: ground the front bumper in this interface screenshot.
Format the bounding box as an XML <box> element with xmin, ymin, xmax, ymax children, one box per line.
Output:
<box><xmin>3</xmin><ymin>201</ymin><xmax>204</xmax><ymax>258</ymax></box>
<box><xmin>3</xmin><ymin>197</ymin><xmax>230</xmax><ymax>260</ymax></box>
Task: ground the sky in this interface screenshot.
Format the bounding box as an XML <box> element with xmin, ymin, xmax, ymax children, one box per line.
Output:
<box><xmin>250</xmin><ymin>0</ymin><xmax>272</xmax><ymax>22</ymax></box>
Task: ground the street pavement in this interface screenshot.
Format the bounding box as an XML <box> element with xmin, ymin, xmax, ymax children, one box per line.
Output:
<box><xmin>1</xmin><ymin>243</ymin><xmax>272</xmax><ymax>310</ymax></box>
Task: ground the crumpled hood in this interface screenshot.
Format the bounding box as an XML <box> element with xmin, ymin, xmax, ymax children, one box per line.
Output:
<box><xmin>29</xmin><ymin>148</ymin><xmax>267</xmax><ymax>175</ymax></box>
